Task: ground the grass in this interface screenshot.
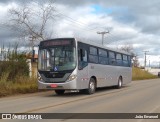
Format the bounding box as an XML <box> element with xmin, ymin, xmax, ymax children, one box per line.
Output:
<box><xmin>132</xmin><ymin>67</ymin><xmax>158</xmax><ymax>81</ymax></box>
<box><xmin>0</xmin><ymin>75</ymin><xmax>38</xmax><ymax>97</ymax></box>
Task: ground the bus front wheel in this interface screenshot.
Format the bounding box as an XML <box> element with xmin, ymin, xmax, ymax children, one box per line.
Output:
<box><xmin>85</xmin><ymin>78</ymin><xmax>96</xmax><ymax>95</ymax></box>
<box><xmin>55</xmin><ymin>90</ymin><xmax>65</xmax><ymax>95</ymax></box>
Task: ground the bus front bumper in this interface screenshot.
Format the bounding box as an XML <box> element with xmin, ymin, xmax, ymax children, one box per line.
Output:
<box><xmin>38</xmin><ymin>80</ymin><xmax>77</xmax><ymax>90</ymax></box>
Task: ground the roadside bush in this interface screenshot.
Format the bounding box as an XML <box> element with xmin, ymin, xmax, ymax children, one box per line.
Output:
<box><xmin>0</xmin><ymin>51</ymin><xmax>29</xmax><ymax>82</ymax></box>
<box><xmin>0</xmin><ymin>49</ymin><xmax>38</xmax><ymax>97</ymax></box>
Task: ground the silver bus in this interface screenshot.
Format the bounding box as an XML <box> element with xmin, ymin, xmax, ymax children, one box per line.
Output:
<box><xmin>38</xmin><ymin>38</ymin><xmax>132</xmax><ymax>95</ymax></box>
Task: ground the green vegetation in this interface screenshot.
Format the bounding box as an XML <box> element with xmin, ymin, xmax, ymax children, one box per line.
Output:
<box><xmin>132</xmin><ymin>67</ymin><xmax>158</xmax><ymax>81</ymax></box>
<box><xmin>0</xmin><ymin>75</ymin><xmax>37</xmax><ymax>97</ymax></box>
<box><xmin>0</xmin><ymin>50</ymin><xmax>38</xmax><ymax>97</ymax></box>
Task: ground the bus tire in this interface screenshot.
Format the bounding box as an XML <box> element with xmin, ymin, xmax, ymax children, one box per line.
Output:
<box><xmin>85</xmin><ymin>78</ymin><xmax>96</xmax><ymax>95</ymax></box>
<box><xmin>55</xmin><ymin>90</ymin><xmax>65</xmax><ymax>95</ymax></box>
<box><xmin>116</xmin><ymin>77</ymin><xmax>123</xmax><ymax>89</ymax></box>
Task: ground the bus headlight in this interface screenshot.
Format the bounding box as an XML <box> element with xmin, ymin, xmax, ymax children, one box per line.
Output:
<box><xmin>68</xmin><ymin>75</ymin><xmax>77</xmax><ymax>81</ymax></box>
<box><xmin>38</xmin><ymin>72</ymin><xmax>42</xmax><ymax>81</ymax></box>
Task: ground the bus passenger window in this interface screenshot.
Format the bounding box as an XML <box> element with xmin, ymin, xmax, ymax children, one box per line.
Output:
<box><xmin>79</xmin><ymin>49</ymin><xmax>87</xmax><ymax>62</ymax></box>
<box><xmin>123</xmin><ymin>55</ymin><xmax>129</xmax><ymax>67</ymax></box>
<box><xmin>78</xmin><ymin>49</ymin><xmax>88</xmax><ymax>70</ymax></box>
<box><xmin>109</xmin><ymin>51</ymin><xmax>116</xmax><ymax>65</ymax></box>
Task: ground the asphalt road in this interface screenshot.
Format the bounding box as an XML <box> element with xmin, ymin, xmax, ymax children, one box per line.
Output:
<box><xmin>0</xmin><ymin>79</ymin><xmax>160</xmax><ymax>122</ymax></box>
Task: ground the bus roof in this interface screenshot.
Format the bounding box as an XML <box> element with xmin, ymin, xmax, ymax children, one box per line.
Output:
<box><xmin>75</xmin><ymin>38</ymin><xmax>131</xmax><ymax>56</ymax></box>
<box><xmin>41</xmin><ymin>38</ymin><xmax>131</xmax><ymax>55</ymax></box>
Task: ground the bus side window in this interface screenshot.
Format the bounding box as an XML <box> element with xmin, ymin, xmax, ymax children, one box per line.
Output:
<box><xmin>78</xmin><ymin>49</ymin><xmax>88</xmax><ymax>70</ymax></box>
<box><xmin>123</xmin><ymin>55</ymin><xmax>129</xmax><ymax>67</ymax></box>
<box><xmin>128</xmin><ymin>56</ymin><xmax>132</xmax><ymax>67</ymax></box>
<box><xmin>116</xmin><ymin>53</ymin><xmax>123</xmax><ymax>66</ymax></box>
<box><xmin>109</xmin><ymin>51</ymin><xmax>116</xmax><ymax>65</ymax></box>
<box><xmin>83</xmin><ymin>50</ymin><xmax>87</xmax><ymax>62</ymax></box>
<box><xmin>79</xmin><ymin>49</ymin><xmax>87</xmax><ymax>62</ymax></box>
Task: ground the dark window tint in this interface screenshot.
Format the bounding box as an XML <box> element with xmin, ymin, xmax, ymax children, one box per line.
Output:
<box><xmin>123</xmin><ymin>61</ymin><xmax>129</xmax><ymax>67</ymax></box>
<box><xmin>90</xmin><ymin>47</ymin><xmax>97</xmax><ymax>55</ymax></box>
<box><xmin>117</xmin><ymin>60</ymin><xmax>123</xmax><ymax>66</ymax></box>
<box><xmin>116</xmin><ymin>53</ymin><xmax>123</xmax><ymax>66</ymax></box>
<box><xmin>79</xmin><ymin>49</ymin><xmax>88</xmax><ymax>62</ymax></box>
<box><xmin>99</xmin><ymin>57</ymin><xmax>108</xmax><ymax>65</ymax></box>
<box><xmin>116</xmin><ymin>53</ymin><xmax>122</xmax><ymax>60</ymax></box>
<box><xmin>128</xmin><ymin>56</ymin><xmax>131</xmax><ymax>67</ymax></box>
<box><xmin>109</xmin><ymin>52</ymin><xmax>115</xmax><ymax>59</ymax></box>
<box><xmin>83</xmin><ymin>50</ymin><xmax>88</xmax><ymax>62</ymax></box>
<box><xmin>89</xmin><ymin>55</ymin><xmax>98</xmax><ymax>63</ymax></box>
<box><xmin>128</xmin><ymin>56</ymin><xmax>131</xmax><ymax>61</ymax></box>
<box><xmin>109</xmin><ymin>58</ymin><xmax>116</xmax><ymax>65</ymax></box>
<box><xmin>123</xmin><ymin>55</ymin><xmax>129</xmax><ymax>66</ymax></box>
<box><xmin>99</xmin><ymin>49</ymin><xmax>107</xmax><ymax>57</ymax></box>
<box><xmin>123</xmin><ymin>55</ymin><xmax>128</xmax><ymax>61</ymax></box>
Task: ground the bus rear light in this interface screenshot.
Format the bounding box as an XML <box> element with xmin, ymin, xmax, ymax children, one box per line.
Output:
<box><xmin>50</xmin><ymin>84</ymin><xmax>57</xmax><ymax>88</ymax></box>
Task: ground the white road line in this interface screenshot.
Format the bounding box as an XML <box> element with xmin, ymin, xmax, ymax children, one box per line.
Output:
<box><xmin>149</xmin><ymin>105</ymin><xmax>160</xmax><ymax>113</ymax></box>
<box><xmin>137</xmin><ymin>105</ymin><xmax>160</xmax><ymax>122</ymax></box>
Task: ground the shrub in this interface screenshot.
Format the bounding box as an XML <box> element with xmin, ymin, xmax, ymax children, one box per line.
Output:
<box><xmin>0</xmin><ymin>51</ymin><xmax>29</xmax><ymax>82</ymax></box>
<box><xmin>0</xmin><ymin>47</ymin><xmax>38</xmax><ymax>97</ymax></box>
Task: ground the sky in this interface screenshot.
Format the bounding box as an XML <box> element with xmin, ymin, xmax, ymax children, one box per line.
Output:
<box><xmin>0</xmin><ymin>0</ymin><xmax>160</xmax><ymax>67</ymax></box>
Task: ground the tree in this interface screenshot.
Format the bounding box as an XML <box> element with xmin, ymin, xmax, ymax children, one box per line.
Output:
<box><xmin>118</xmin><ymin>44</ymin><xmax>133</xmax><ymax>53</ymax></box>
<box><xmin>8</xmin><ymin>0</ymin><xmax>56</xmax><ymax>42</ymax></box>
<box><xmin>131</xmin><ymin>53</ymin><xmax>139</xmax><ymax>67</ymax></box>
<box><xmin>118</xmin><ymin>44</ymin><xmax>139</xmax><ymax>67</ymax></box>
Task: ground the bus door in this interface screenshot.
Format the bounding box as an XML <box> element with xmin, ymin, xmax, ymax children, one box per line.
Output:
<box><xmin>77</xmin><ymin>43</ymin><xmax>89</xmax><ymax>89</ymax></box>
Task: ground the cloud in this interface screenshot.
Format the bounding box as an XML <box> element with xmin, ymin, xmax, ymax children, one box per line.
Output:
<box><xmin>0</xmin><ymin>0</ymin><xmax>160</xmax><ymax>65</ymax></box>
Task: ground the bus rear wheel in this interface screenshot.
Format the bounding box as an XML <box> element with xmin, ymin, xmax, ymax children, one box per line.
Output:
<box><xmin>116</xmin><ymin>77</ymin><xmax>123</xmax><ymax>89</ymax></box>
<box><xmin>85</xmin><ymin>78</ymin><xmax>96</xmax><ymax>95</ymax></box>
<box><xmin>55</xmin><ymin>90</ymin><xmax>65</xmax><ymax>95</ymax></box>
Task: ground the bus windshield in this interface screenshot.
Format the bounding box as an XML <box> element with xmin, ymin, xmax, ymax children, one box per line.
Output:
<box><xmin>38</xmin><ymin>40</ymin><xmax>76</xmax><ymax>71</ymax></box>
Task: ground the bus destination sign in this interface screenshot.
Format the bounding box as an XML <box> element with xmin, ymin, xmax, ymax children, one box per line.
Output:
<box><xmin>41</xmin><ymin>40</ymin><xmax>71</xmax><ymax>47</ymax></box>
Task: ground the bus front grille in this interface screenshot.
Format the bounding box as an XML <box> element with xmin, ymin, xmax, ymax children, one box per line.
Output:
<box><xmin>43</xmin><ymin>73</ymin><xmax>65</xmax><ymax>78</ymax></box>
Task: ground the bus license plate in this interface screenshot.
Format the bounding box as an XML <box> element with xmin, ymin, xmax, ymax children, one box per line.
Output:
<box><xmin>50</xmin><ymin>84</ymin><xmax>57</xmax><ymax>88</ymax></box>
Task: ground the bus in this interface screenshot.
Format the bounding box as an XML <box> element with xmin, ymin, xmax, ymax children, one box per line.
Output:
<box><xmin>38</xmin><ymin>38</ymin><xmax>132</xmax><ymax>95</ymax></box>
